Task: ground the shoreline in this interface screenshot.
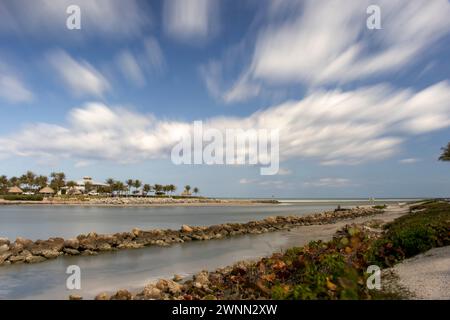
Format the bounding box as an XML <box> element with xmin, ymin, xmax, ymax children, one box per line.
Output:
<box><xmin>92</xmin><ymin>204</ymin><xmax>413</xmax><ymax>300</ymax></box>
<box><xmin>0</xmin><ymin>206</ymin><xmax>382</xmax><ymax>267</ymax></box>
<box><xmin>0</xmin><ymin>198</ymin><xmax>279</xmax><ymax>207</ymax></box>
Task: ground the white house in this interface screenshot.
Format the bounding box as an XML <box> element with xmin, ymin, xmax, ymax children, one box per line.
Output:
<box><xmin>61</xmin><ymin>176</ymin><xmax>109</xmax><ymax>195</ymax></box>
<box><xmin>75</xmin><ymin>176</ymin><xmax>109</xmax><ymax>192</ymax></box>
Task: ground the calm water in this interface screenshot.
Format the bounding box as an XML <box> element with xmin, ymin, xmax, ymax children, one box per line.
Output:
<box><xmin>0</xmin><ymin>227</ymin><xmax>332</xmax><ymax>299</ymax></box>
<box><xmin>0</xmin><ymin>199</ymin><xmax>411</xmax><ymax>299</ymax></box>
<box><xmin>0</xmin><ymin>203</ymin><xmax>337</xmax><ymax>240</ymax></box>
<box><xmin>0</xmin><ymin>200</ymin><xmax>408</xmax><ymax>240</ymax></box>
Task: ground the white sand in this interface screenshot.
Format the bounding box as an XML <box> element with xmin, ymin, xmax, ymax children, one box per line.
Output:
<box><xmin>391</xmin><ymin>246</ymin><xmax>450</xmax><ymax>300</ymax></box>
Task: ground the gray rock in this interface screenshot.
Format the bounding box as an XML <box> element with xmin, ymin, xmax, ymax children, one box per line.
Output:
<box><xmin>156</xmin><ymin>279</ymin><xmax>183</xmax><ymax>294</ymax></box>
<box><xmin>41</xmin><ymin>249</ymin><xmax>60</xmax><ymax>259</ymax></box>
<box><xmin>94</xmin><ymin>292</ymin><xmax>110</xmax><ymax>300</ymax></box>
<box><xmin>25</xmin><ymin>255</ymin><xmax>47</xmax><ymax>264</ymax></box>
<box><xmin>181</xmin><ymin>225</ymin><xmax>193</xmax><ymax>233</ymax></box>
<box><xmin>64</xmin><ymin>238</ymin><xmax>80</xmax><ymax>249</ymax></box>
<box><xmin>143</xmin><ymin>285</ymin><xmax>162</xmax><ymax>299</ymax></box>
<box><xmin>63</xmin><ymin>248</ymin><xmax>80</xmax><ymax>255</ymax></box>
<box><xmin>0</xmin><ymin>244</ymin><xmax>9</xmax><ymax>254</ymax></box>
<box><xmin>0</xmin><ymin>237</ymin><xmax>10</xmax><ymax>246</ymax></box>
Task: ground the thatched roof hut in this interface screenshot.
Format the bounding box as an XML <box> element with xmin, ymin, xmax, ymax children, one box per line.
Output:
<box><xmin>39</xmin><ymin>186</ymin><xmax>55</xmax><ymax>195</ymax></box>
<box><xmin>8</xmin><ymin>186</ymin><xmax>23</xmax><ymax>194</ymax></box>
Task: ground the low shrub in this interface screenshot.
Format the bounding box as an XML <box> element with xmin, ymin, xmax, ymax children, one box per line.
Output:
<box><xmin>1</xmin><ymin>194</ymin><xmax>44</xmax><ymax>201</ymax></box>
<box><xmin>368</xmin><ymin>201</ymin><xmax>450</xmax><ymax>266</ymax></box>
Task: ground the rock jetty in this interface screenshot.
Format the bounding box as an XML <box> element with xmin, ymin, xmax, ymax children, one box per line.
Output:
<box><xmin>0</xmin><ymin>207</ymin><xmax>382</xmax><ymax>267</ymax></box>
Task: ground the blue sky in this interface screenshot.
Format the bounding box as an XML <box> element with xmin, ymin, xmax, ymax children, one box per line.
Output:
<box><xmin>0</xmin><ymin>0</ymin><xmax>450</xmax><ymax>198</ymax></box>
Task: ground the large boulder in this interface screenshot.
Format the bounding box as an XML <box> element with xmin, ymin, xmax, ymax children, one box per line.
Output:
<box><xmin>142</xmin><ymin>285</ymin><xmax>162</xmax><ymax>299</ymax></box>
<box><xmin>0</xmin><ymin>244</ymin><xmax>9</xmax><ymax>254</ymax></box>
<box><xmin>181</xmin><ymin>225</ymin><xmax>193</xmax><ymax>233</ymax></box>
<box><xmin>264</xmin><ymin>216</ymin><xmax>277</xmax><ymax>224</ymax></box>
<box><xmin>15</xmin><ymin>237</ymin><xmax>33</xmax><ymax>248</ymax></box>
<box><xmin>0</xmin><ymin>237</ymin><xmax>10</xmax><ymax>246</ymax></box>
<box><xmin>63</xmin><ymin>248</ymin><xmax>80</xmax><ymax>255</ymax></box>
<box><xmin>94</xmin><ymin>292</ymin><xmax>110</xmax><ymax>300</ymax></box>
<box><xmin>64</xmin><ymin>238</ymin><xmax>80</xmax><ymax>249</ymax></box>
<box><xmin>193</xmin><ymin>271</ymin><xmax>210</xmax><ymax>289</ymax></box>
<box><xmin>131</xmin><ymin>228</ymin><xmax>142</xmax><ymax>237</ymax></box>
<box><xmin>111</xmin><ymin>289</ymin><xmax>133</xmax><ymax>300</ymax></box>
<box><xmin>41</xmin><ymin>249</ymin><xmax>61</xmax><ymax>259</ymax></box>
<box><xmin>25</xmin><ymin>255</ymin><xmax>47</xmax><ymax>264</ymax></box>
<box><xmin>155</xmin><ymin>279</ymin><xmax>183</xmax><ymax>294</ymax></box>
<box><xmin>0</xmin><ymin>252</ymin><xmax>12</xmax><ymax>265</ymax></box>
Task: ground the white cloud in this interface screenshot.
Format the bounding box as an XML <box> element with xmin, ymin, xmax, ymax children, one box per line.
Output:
<box><xmin>216</xmin><ymin>0</ymin><xmax>450</xmax><ymax>103</ymax></box>
<box><xmin>223</xmin><ymin>73</ymin><xmax>261</xmax><ymax>103</ymax></box>
<box><xmin>116</xmin><ymin>50</ymin><xmax>146</xmax><ymax>87</ymax></box>
<box><xmin>0</xmin><ymin>0</ymin><xmax>151</xmax><ymax>39</ymax></box>
<box><xmin>47</xmin><ymin>50</ymin><xmax>110</xmax><ymax>97</ymax></box>
<box><xmin>0</xmin><ymin>69</ymin><xmax>33</xmax><ymax>103</ymax></box>
<box><xmin>0</xmin><ymin>82</ymin><xmax>450</xmax><ymax>165</ymax></box>
<box><xmin>163</xmin><ymin>0</ymin><xmax>219</xmax><ymax>42</ymax></box>
<box><xmin>116</xmin><ymin>38</ymin><xmax>166</xmax><ymax>86</ymax></box>
<box><xmin>143</xmin><ymin>37</ymin><xmax>166</xmax><ymax>72</ymax></box>
<box><xmin>303</xmin><ymin>178</ymin><xmax>354</xmax><ymax>188</ymax></box>
<box><xmin>399</xmin><ymin>158</ymin><xmax>420</xmax><ymax>164</ymax></box>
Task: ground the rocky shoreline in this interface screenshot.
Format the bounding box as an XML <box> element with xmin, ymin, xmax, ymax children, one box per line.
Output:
<box><xmin>0</xmin><ymin>197</ymin><xmax>279</xmax><ymax>206</ymax></box>
<box><xmin>0</xmin><ymin>207</ymin><xmax>382</xmax><ymax>267</ymax></box>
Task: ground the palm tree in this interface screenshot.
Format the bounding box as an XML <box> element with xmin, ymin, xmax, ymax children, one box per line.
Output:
<box><xmin>66</xmin><ymin>180</ymin><xmax>77</xmax><ymax>195</ymax></box>
<box><xmin>134</xmin><ymin>180</ymin><xmax>142</xmax><ymax>195</ymax></box>
<box><xmin>439</xmin><ymin>142</ymin><xmax>450</xmax><ymax>161</ymax></box>
<box><xmin>126</xmin><ymin>179</ymin><xmax>134</xmax><ymax>196</ymax></box>
<box><xmin>163</xmin><ymin>185</ymin><xmax>171</xmax><ymax>195</ymax></box>
<box><xmin>66</xmin><ymin>180</ymin><xmax>77</xmax><ymax>189</ymax></box>
<box><xmin>19</xmin><ymin>174</ymin><xmax>28</xmax><ymax>190</ymax></box>
<box><xmin>193</xmin><ymin>187</ymin><xmax>199</xmax><ymax>195</ymax></box>
<box><xmin>143</xmin><ymin>184</ymin><xmax>152</xmax><ymax>196</ymax></box>
<box><xmin>106</xmin><ymin>178</ymin><xmax>115</xmax><ymax>188</ymax></box>
<box><xmin>50</xmin><ymin>172</ymin><xmax>66</xmax><ymax>192</ymax></box>
<box><xmin>84</xmin><ymin>182</ymin><xmax>94</xmax><ymax>193</ymax></box>
<box><xmin>9</xmin><ymin>176</ymin><xmax>19</xmax><ymax>187</ymax></box>
<box><xmin>0</xmin><ymin>175</ymin><xmax>8</xmax><ymax>194</ymax></box>
<box><xmin>36</xmin><ymin>175</ymin><xmax>48</xmax><ymax>189</ymax></box>
<box><xmin>153</xmin><ymin>184</ymin><xmax>164</xmax><ymax>195</ymax></box>
<box><xmin>184</xmin><ymin>185</ymin><xmax>191</xmax><ymax>195</ymax></box>
<box><xmin>169</xmin><ymin>184</ymin><xmax>176</xmax><ymax>195</ymax></box>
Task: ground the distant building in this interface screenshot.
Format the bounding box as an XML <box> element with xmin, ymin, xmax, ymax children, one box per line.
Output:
<box><xmin>8</xmin><ymin>186</ymin><xmax>23</xmax><ymax>194</ymax></box>
<box><xmin>39</xmin><ymin>186</ymin><xmax>55</xmax><ymax>195</ymax></box>
<box><xmin>75</xmin><ymin>176</ymin><xmax>108</xmax><ymax>192</ymax></box>
<box><xmin>61</xmin><ymin>177</ymin><xmax>108</xmax><ymax>195</ymax></box>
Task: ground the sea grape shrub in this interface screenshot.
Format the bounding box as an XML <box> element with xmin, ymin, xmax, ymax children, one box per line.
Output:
<box><xmin>266</xmin><ymin>225</ymin><xmax>380</xmax><ymax>300</ymax></box>
<box><xmin>368</xmin><ymin>201</ymin><xmax>450</xmax><ymax>267</ymax></box>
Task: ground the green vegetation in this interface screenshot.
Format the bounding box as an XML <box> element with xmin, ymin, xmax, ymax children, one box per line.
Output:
<box><xmin>372</xmin><ymin>204</ymin><xmax>387</xmax><ymax>210</ymax></box>
<box><xmin>0</xmin><ymin>170</ymin><xmax>200</xmax><ymax>198</ymax></box>
<box><xmin>1</xmin><ymin>194</ymin><xmax>44</xmax><ymax>201</ymax></box>
<box><xmin>439</xmin><ymin>142</ymin><xmax>450</xmax><ymax>161</ymax></box>
<box><xmin>367</xmin><ymin>201</ymin><xmax>450</xmax><ymax>267</ymax></box>
<box><xmin>184</xmin><ymin>201</ymin><xmax>450</xmax><ymax>300</ymax></box>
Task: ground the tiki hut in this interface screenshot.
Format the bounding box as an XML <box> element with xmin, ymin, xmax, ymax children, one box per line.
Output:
<box><xmin>8</xmin><ymin>186</ymin><xmax>23</xmax><ymax>194</ymax></box>
<box><xmin>39</xmin><ymin>186</ymin><xmax>55</xmax><ymax>195</ymax></box>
